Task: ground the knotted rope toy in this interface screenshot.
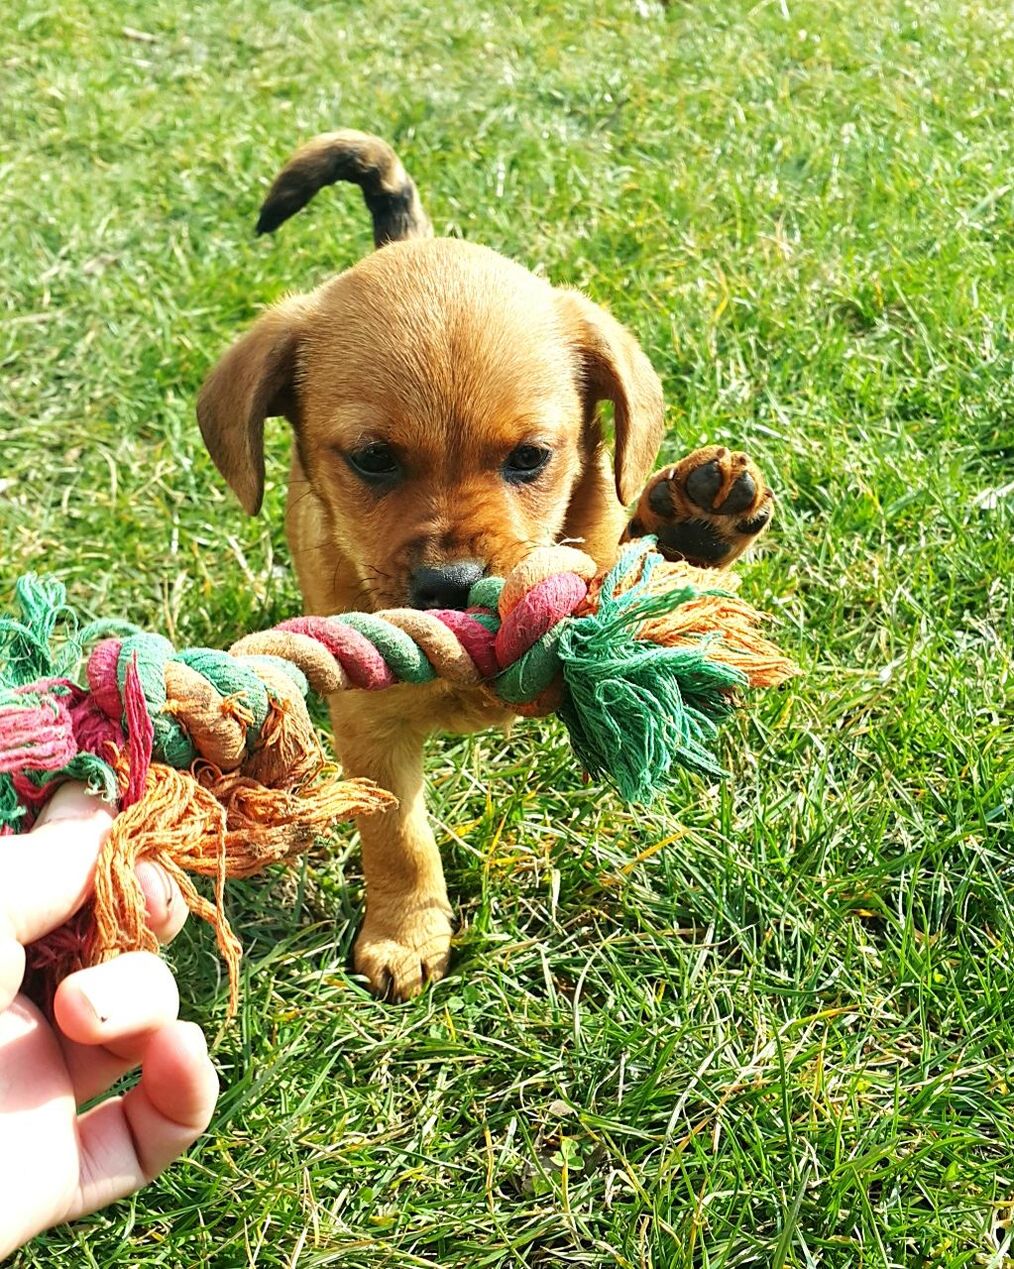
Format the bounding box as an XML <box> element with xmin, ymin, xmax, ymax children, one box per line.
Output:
<box><xmin>0</xmin><ymin>539</ymin><xmax>792</xmax><ymax>1012</ymax></box>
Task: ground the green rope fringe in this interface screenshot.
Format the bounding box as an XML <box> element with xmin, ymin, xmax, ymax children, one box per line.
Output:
<box><xmin>557</xmin><ymin>547</ymin><xmax>745</xmax><ymax>803</ymax></box>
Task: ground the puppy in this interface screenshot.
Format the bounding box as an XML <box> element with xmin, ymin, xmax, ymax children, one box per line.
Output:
<box><xmin>198</xmin><ymin>131</ymin><xmax>773</xmax><ymax>999</ymax></box>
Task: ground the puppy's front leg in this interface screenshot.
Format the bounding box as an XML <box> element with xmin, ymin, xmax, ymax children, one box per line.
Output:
<box><xmin>329</xmin><ymin>691</ymin><xmax>452</xmax><ymax>1001</ymax></box>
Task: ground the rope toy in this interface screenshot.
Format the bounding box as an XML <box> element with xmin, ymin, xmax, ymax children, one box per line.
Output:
<box><xmin>0</xmin><ymin>539</ymin><xmax>792</xmax><ymax>1011</ymax></box>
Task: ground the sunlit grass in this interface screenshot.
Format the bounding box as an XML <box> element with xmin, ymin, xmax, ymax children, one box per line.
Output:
<box><xmin>3</xmin><ymin>0</ymin><xmax>1013</xmax><ymax>1264</ymax></box>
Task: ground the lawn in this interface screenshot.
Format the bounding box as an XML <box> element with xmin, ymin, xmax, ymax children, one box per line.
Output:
<box><xmin>3</xmin><ymin>0</ymin><xmax>1013</xmax><ymax>1264</ymax></box>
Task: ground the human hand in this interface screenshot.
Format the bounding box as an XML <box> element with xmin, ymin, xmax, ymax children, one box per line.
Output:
<box><xmin>0</xmin><ymin>784</ymin><xmax>219</xmax><ymax>1258</ymax></box>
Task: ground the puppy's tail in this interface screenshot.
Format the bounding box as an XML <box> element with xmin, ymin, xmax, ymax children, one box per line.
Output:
<box><xmin>255</xmin><ymin>130</ymin><xmax>432</xmax><ymax>248</ymax></box>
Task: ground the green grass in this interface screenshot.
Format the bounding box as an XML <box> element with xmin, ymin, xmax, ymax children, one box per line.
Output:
<box><xmin>3</xmin><ymin>0</ymin><xmax>1013</xmax><ymax>1263</ymax></box>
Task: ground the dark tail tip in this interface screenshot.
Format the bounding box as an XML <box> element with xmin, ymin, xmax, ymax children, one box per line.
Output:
<box><xmin>255</xmin><ymin>203</ymin><xmax>291</xmax><ymax>236</ymax></box>
<box><xmin>256</xmin><ymin>129</ymin><xmax>432</xmax><ymax>248</ymax></box>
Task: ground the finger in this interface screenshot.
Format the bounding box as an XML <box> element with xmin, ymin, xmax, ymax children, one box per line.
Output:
<box><xmin>53</xmin><ymin>952</ymin><xmax>180</xmax><ymax>1103</ymax></box>
<box><xmin>0</xmin><ymin>926</ymin><xmax>26</xmax><ymax>1013</ymax></box>
<box><xmin>135</xmin><ymin>861</ymin><xmax>188</xmax><ymax>944</ymax></box>
<box><xmin>0</xmin><ymin>996</ymin><xmax>78</xmax><ymax>1260</ymax></box>
<box><xmin>69</xmin><ymin>1022</ymin><xmax>218</xmax><ymax>1219</ymax></box>
<box><xmin>0</xmin><ymin>784</ymin><xmax>114</xmax><ymax>945</ymax></box>
<box><xmin>32</xmin><ymin>782</ymin><xmax>112</xmax><ymax>830</ymax></box>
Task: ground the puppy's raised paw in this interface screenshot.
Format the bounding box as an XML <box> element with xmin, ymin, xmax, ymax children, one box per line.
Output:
<box><xmin>353</xmin><ymin>904</ymin><xmax>453</xmax><ymax>1001</ymax></box>
<box><xmin>625</xmin><ymin>445</ymin><xmax>774</xmax><ymax>568</ymax></box>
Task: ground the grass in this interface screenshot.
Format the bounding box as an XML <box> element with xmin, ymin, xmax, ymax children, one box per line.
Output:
<box><xmin>2</xmin><ymin>0</ymin><xmax>1013</xmax><ymax>1263</ymax></box>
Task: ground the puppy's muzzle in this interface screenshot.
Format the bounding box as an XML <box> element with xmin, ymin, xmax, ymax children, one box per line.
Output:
<box><xmin>409</xmin><ymin>561</ymin><xmax>485</xmax><ymax>610</ymax></box>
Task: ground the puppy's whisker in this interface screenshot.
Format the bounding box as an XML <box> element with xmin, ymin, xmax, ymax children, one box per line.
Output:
<box><xmin>329</xmin><ymin>562</ymin><xmax>379</xmax><ymax>611</ymax></box>
<box><xmin>294</xmin><ymin>536</ymin><xmax>340</xmax><ymax>558</ymax></box>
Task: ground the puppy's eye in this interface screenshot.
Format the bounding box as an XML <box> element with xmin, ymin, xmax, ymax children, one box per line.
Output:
<box><xmin>503</xmin><ymin>444</ymin><xmax>551</xmax><ymax>483</ymax></box>
<box><xmin>347</xmin><ymin>443</ymin><xmax>400</xmax><ymax>481</ymax></box>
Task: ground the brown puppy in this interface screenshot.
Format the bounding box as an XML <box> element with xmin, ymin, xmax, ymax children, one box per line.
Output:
<box><xmin>198</xmin><ymin>131</ymin><xmax>772</xmax><ymax>999</ymax></box>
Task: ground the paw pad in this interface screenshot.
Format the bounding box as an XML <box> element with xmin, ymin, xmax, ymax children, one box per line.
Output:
<box><xmin>684</xmin><ymin>458</ymin><xmax>724</xmax><ymax>510</ymax></box>
<box><xmin>627</xmin><ymin>445</ymin><xmax>774</xmax><ymax>568</ymax></box>
<box><xmin>715</xmin><ymin>470</ymin><xmax>757</xmax><ymax>515</ymax></box>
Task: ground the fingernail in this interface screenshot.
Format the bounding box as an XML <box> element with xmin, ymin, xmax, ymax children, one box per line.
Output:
<box><xmin>37</xmin><ymin>783</ymin><xmax>113</xmax><ymax>825</ymax></box>
<box><xmin>179</xmin><ymin>1019</ymin><xmax>210</xmax><ymax>1058</ymax></box>
<box><xmin>138</xmin><ymin>862</ymin><xmax>174</xmax><ymax>913</ymax></box>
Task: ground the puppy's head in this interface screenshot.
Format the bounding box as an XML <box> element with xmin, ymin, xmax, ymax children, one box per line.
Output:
<box><xmin>198</xmin><ymin>239</ymin><xmax>663</xmax><ymax>610</ymax></box>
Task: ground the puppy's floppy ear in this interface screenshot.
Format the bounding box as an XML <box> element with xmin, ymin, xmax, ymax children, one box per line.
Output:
<box><xmin>557</xmin><ymin>289</ymin><xmax>665</xmax><ymax>506</ymax></box>
<box><xmin>197</xmin><ymin>296</ymin><xmax>312</xmax><ymax>516</ymax></box>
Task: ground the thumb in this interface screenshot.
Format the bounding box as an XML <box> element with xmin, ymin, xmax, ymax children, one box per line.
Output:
<box><xmin>1</xmin><ymin>783</ymin><xmax>115</xmax><ymax>946</ymax></box>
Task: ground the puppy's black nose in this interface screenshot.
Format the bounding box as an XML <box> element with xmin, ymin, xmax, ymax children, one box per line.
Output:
<box><xmin>408</xmin><ymin>561</ymin><xmax>485</xmax><ymax>610</ymax></box>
